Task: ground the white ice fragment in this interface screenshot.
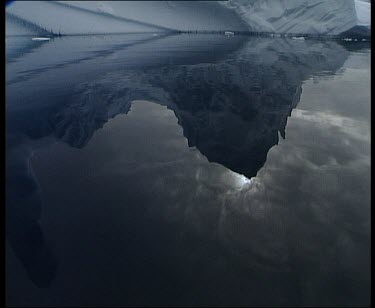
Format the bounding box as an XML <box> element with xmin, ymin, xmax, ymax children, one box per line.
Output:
<box><xmin>31</xmin><ymin>37</ymin><xmax>51</xmax><ymax>41</ymax></box>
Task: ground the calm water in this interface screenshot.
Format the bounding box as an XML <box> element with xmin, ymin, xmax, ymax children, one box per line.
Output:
<box><xmin>6</xmin><ymin>34</ymin><xmax>371</xmax><ymax>306</ymax></box>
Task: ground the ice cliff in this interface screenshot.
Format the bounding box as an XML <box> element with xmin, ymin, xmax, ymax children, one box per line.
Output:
<box><xmin>6</xmin><ymin>0</ymin><xmax>371</xmax><ymax>37</ymax></box>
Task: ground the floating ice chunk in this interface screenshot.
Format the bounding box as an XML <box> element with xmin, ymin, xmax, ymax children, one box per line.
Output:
<box><xmin>31</xmin><ymin>37</ymin><xmax>51</xmax><ymax>41</ymax></box>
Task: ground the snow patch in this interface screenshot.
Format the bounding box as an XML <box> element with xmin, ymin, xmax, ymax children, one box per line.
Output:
<box><xmin>355</xmin><ymin>0</ymin><xmax>371</xmax><ymax>27</ymax></box>
<box><xmin>220</xmin><ymin>0</ymin><xmax>358</xmax><ymax>35</ymax></box>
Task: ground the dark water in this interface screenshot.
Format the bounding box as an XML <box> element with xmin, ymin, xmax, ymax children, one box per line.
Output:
<box><xmin>6</xmin><ymin>34</ymin><xmax>370</xmax><ymax>306</ymax></box>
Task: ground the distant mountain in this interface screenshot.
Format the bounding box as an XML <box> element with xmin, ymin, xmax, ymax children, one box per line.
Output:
<box><xmin>221</xmin><ymin>0</ymin><xmax>370</xmax><ymax>36</ymax></box>
<box><xmin>6</xmin><ymin>0</ymin><xmax>370</xmax><ymax>37</ymax></box>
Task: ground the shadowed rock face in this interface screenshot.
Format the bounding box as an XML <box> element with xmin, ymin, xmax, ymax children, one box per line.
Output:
<box><xmin>6</xmin><ymin>34</ymin><xmax>351</xmax><ymax>287</ymax></box>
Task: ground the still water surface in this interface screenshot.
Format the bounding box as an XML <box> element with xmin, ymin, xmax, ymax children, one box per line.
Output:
<box><xmin>6</xmin><ymin>34</ymin><xmax>370</xmax><ymax>306</ymax></box>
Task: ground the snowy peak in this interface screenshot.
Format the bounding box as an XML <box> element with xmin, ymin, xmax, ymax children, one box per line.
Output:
<box><xmin>220</xmin><ymin>0</ymin><xmax>361</xmax><ymax>35</ymax></box>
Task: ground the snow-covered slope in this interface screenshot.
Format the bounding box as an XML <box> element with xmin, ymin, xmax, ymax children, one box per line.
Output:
<box><xmin>59</xmin><ymin>1</ymin><xmax>248</xmax><ymax>32</ymax></box>
<box><xmin>6</xmin><ymin>12</ymin><xmax>52</xmax><ymax>36</ymax></box>
<box><xmin>5</xmin><ymin>0</ymin><xmax>371</xmax><ymax>37</ymax></box>
<box><xmin>6</xmin><ymin>1</ymin><xmax>170</xmax><ymax>35</ymax></box>
<box><xmin>221</xmin><ymin>0</ymin><xmax>361</xmax><ymax>35</ymax></box>
<box><xmin>5</xmin><ymin>1</ymin><xmax>248</xmax><ymax>36</ymax></box>
<box><xmin>355</xmin><ymin>0</ymin><xmax>371</xmax><ymax>27</ymax></box>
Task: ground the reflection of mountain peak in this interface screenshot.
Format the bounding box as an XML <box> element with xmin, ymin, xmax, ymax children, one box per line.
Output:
<box><xmin>44</xmin><ymin>37</ymin><xmax>349</xmax><ymax>178</ymax></box>
<box><xmin>6</xmin><ymin>35</ymin><xmax>351</xmax><ymax>287</ymax></box>
<box><xmin>50</xmin><ymin>83</ymin><xmax>133</xmax><ymax>148</ymax></box>
<box><xmin>6</xmin><ymin>36</ymin><xmax>351</xmax><ymax>178</ymax></box>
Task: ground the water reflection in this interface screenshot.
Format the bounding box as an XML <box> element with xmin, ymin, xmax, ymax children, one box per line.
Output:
<box><xmin>47</xmin><ymin>38</ymin><xmax>348</xmax><ymax>178</ymax></box>
<box><xmin>6</xmin><ymin>136</ymin><xmax>58</xmax><ymax>288</ymax></box>
<box><xmin>6</xmin><ymin>34</ymin><xmax>370</xmax><ymax>305</ymax></box>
